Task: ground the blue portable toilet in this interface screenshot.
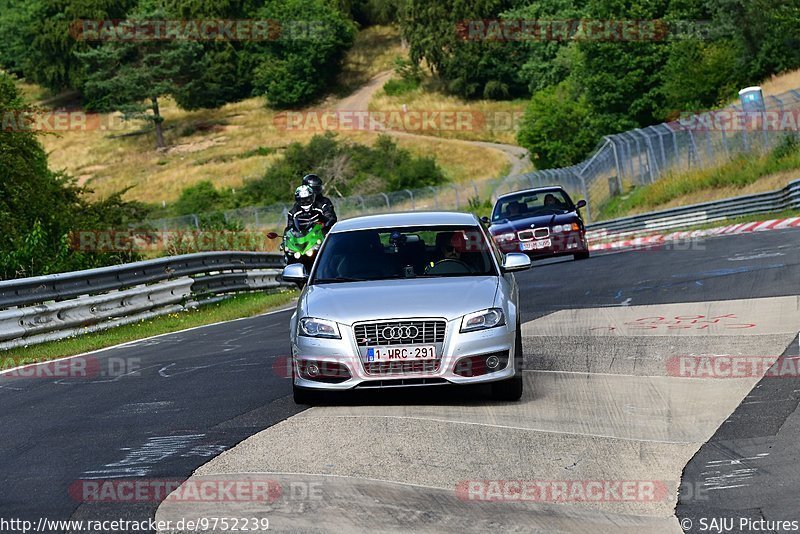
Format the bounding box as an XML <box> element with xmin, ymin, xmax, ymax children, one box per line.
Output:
<box><xmin>738</xmin><ymin>86</ymin><xmax>765</xmax><ymax>112</ymax></box>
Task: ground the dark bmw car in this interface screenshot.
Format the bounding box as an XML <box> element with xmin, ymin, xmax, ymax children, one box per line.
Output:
<box><xmin>487</xmin><ymin>187</ymin><xmax>590</xmax><ymax>261</ymax></box>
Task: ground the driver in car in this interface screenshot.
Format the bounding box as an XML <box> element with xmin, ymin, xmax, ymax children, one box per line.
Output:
<box><xmin>543</xmin><ymin>193</ymin><xmax>560</xmax><ymax>207</ymax></box>
<box><xmin>426</xmin><ymin>231</ymin><xmax>469</xmax><ymax>273</ymax></box>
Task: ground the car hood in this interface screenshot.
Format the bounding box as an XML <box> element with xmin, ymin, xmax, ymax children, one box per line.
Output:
<box><xmin>303</xmin><ymin>276</ymin><xmax>500</xmax><ymax>324</ymax></box>
<box><xmin>490</xmin><ymin>212</ymin><xmax>580</xmax><ymax>234</ymax></box>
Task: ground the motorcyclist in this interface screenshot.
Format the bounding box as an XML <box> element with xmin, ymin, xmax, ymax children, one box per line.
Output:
<box><xmin>302</xmin><ymin>174</ymin><xmax>337</xmax><ymax>233</ymax></box>
<box><xmin>285</xmin><ymin>185</ymin><xmax>325</xmax><ymax>235</ymax></box>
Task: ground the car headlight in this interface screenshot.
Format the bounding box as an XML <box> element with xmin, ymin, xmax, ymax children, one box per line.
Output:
<box><xmin>298</xmin><ymin>317</ymin><xmax>341</xmax><ymax>339</ymax></box>
<box><xmin>494</xmin><ymin>232</ymin><xmax>516</xmax><ymax>242</ymax></box>
<box><xmin>461</xmin><ymin>308</ymin><xmax>506</xmax><ymax>333</ymax></box>
<box><xmin>553</xmin><ymin>223</ymin><xmax>579</xmax><ymax>233</ymax></box>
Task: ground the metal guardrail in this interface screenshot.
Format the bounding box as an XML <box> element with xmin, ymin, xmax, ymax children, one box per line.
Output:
<box><xmin>586</xmin><ymin>178</ymin><xmax>800</xmax><ymax>238</ymax></box>
<box><xmin>0</xmin><ymin>252</ymin><xmax>290</xmax><ymax>350</ymax></box>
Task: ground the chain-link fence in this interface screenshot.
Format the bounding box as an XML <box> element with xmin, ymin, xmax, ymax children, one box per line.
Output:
<box><xmin>497</xmin><ymin>88</ymin><xmax>800</xmax><ymax>222</ymax></box>
<box><xmin>146</xmin><ymin>87</ymin><xmax>800</xmax><ymax>230</ymax></box>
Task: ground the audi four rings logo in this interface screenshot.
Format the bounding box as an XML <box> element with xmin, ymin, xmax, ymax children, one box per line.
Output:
<box><xmin>381</xmin><ymin>326</ymin><xmax>420</xmax><ymax>340</ymax></box>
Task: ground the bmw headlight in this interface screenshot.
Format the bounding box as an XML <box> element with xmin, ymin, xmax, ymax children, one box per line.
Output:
<box><xmin>495</xmin><ymin>233</ymin><xmax>516</xmax><ymax>242</ymax></box>
<box><xmin>461</xmin><ymin>308</ymin><xmax>506</xmax><ymax>333</ymax></box>
<box><xmin>298</xmin><ymin>317</ymin><xmax>341</xmax><ymax>339</ymax></box>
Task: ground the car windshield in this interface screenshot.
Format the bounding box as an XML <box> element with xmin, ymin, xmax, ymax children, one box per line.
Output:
<box><xmin>312</xmin><ymin>225</ymin><xmax>498</xmax><ymax>283</ymax></box>
<box><xmin>492</xmin><ymin>190</ymin><xmax>574</xmax><ymax>221</ymax></box>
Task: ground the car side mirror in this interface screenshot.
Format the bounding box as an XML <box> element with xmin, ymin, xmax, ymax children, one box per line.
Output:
<box><xmin>480</xmin><ymin>216</ymin><xmax>490</xmax><ymax>224</ymax></box>
<box><xmin>502</xmin><ymin>253</ymin><xmax>531</xmax><ymax>273</ymax></box>
<box><xmin>576</xmin><ymin>199</ymin><xmax>587</xmax><ymax>209</ymax></box>
<box><xmin>282</xmin><ymin>263</ymin><xmax>308</xmax><ymax>284</ymax></box>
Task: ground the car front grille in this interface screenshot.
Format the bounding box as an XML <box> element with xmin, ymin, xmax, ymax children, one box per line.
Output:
<box><xmin>363</xmin><ymin>360</ymin><xmax>441</xmax><ymax>375</ymax></box>
<box><xmin>518</xmin><ymin>228</ymin><xmax>550</xmax><ymax>240</ymax></box>
<box><xmin>354</xmin><ymin>320</ymin><xmax>446</xmax><ymax>347</ymax></box>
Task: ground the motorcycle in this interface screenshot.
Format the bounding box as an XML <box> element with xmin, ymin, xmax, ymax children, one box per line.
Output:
<box><xmin>281</xmin><ymin>213</ymin><xmax>325</xmax><ymax>271</ymax></box>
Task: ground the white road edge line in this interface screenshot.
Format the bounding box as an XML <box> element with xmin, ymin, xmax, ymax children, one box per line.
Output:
<box><xmin>0</xmin><ymin>303</ymin><xmax>297</xmax><ymax>379</ymax></box>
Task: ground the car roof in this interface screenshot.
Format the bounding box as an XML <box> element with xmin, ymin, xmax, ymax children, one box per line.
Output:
<box><xmin>330</xmin><ymin>211</ymin><xmax>479</xmax><ymax>233</ymax></box>
<box><xmin>496</xmin><ymin>186</ymin><xmax>566</xmax><ymax>201</ymax></box>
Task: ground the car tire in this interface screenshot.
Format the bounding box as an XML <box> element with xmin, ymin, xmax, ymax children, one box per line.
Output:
<box><xmin>573</xmin><ymin>251</ymin><xmax>590</xmax><ymax>260</ymax></box>
<box><xmin>491</xmin><ymin>328</ymin><xmax>524</xmax><ymax>402</ymax></box>
<box><xmin>293</xmin><ymin>383</ymin><xmax>322</xmax><ymax>405</ymax></box>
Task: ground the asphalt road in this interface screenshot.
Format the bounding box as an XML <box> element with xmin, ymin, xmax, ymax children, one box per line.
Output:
<box><xmin>0</xmin><ymin>228</ymin><xmax>797</xmax><ymax>532</ymax></box>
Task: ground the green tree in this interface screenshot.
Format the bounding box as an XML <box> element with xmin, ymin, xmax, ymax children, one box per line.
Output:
<box><xmin>0</xmin><ymin>73</ymin><xmax>145</xmax><ymax>278</ymax></box>
<box><xmin>252</xmin><ymin>0</ymin><xmax>356</xmax><ymax>108</ymax></box>
<box><xmin>517</xmin><ymin>79</ymin><xmax>598</xmax><ymax>168</ymax></box>
<box><xmin>399</xmin><ymin>0</ymin><xmax>527</xmax><ymax>99</ymax></box>
<box><xmin>0</xmin><ymin>0</ymin><xmax>38</xmax><ymax>75</ymax></box>
<box><xmin>23</xmin><ymin>0</ymin><xmax>137</xmax><ymax>92</ymax></box>
<box><xmin>76</xmin><ymin>5</ymin><xmax>207</xmax><ymax>149</ymax></box>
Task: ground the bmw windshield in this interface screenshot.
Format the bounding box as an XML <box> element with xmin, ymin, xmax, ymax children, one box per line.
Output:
<box><xmin>492</xmin><ymin>190</ymin><xmax>575</xmax><ymax>222</ymax></box>
<box><xmin>311</xmin><ymin>225</ymin><xmax>499</xmax><ymax>283</ymax></box>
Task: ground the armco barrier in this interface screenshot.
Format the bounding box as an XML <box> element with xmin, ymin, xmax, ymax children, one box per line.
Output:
<box><xmin>0</xmin><ymin>252</ymin><xmax>290</xmax><ymax>350</ymax></box>
<box><xmin>586</xmin><ymin>178</ymin><xmax>800</xmax><ymax>239</ymax></box>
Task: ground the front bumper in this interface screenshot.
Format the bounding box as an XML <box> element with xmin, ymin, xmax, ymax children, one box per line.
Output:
<box><xmin>497</xmin><ymin>230</ymin><xmax>588</xmax><ymax>257</ymax></box>
<box><xmin>292</xmin><ymin>318</ymin><xmax>517</xmax><ymax>390</ymax></box>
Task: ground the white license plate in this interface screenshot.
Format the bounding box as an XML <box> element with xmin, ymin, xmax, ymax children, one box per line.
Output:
<box><xmin>366</xmin><ymin>345</ymin><xmax>436</xmax><ymax>362</ymax></box>
<box><xmin>521</xmin><ymin>239</ymin><xmax>551</xmax><ymax>251</ymax></box>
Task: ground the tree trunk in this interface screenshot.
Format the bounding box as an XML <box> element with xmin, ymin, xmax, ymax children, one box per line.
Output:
<box><xmin>151</xmin><ymin>96</ymin><xmax>165</xmax><ymax>149</ymax></box>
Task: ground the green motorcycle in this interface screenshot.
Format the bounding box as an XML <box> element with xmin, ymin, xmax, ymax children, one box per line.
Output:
<box><xmin>283</xmin><ymin>221</ymin><xmax>325</xmax><ymax>270</ymax></box>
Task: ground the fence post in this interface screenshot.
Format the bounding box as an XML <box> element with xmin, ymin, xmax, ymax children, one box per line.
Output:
<box><xmin>471</xmin><ymin>181</ymin><xmax>480</xmax><ymax>199</ymax></box>
<box><xmin>192</xmin><ymin>214</ymin><xmax>200</xmax><ymax>229</ymax></box>
<box><xmin>405</xmin><ymin>189</ymin><xmax>415</xmax><ymax>210</ymax></box>
<box><xmin>380</xmin><ymin>192</ymin><xmax>390</xmax><ymax>209</ymax></box>
<box><xmin>451</xmin><ymin>184</ymin><xmax>461</xmax><ymax>209</ymax></box>
<box><xmin>578</xmin><ymin>173</ymin><xmax>591</xmax><ymax>223</ymax></box>
<box><xmin>429</xmin><ymin>186</ymin><xmax>438</xmax><ymax>209</ymax></box>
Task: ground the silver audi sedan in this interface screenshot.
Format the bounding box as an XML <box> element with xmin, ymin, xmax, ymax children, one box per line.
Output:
<box><xmin>281</xmin><ymin>211</ymin><xmax>531</xmax><ymax>404</ymax></box>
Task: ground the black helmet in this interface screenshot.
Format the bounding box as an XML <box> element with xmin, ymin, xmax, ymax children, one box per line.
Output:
<box><xmin>295</xmin><ymin>185</ymin><xmax>316</xmax><ymax>210</ymax></box>
<box><xmin>302</xmin><ymin>174</ymin><xmax>323</xmax><ymax>195</ymax></box>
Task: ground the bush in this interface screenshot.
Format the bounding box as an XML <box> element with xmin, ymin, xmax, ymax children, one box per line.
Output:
<box><xmin>516</xmin><ymin>80</ymin><xmax>599</xmax><ymax>169</ymax></box>
<box><xmin>0</xmin><ymin>73</ymin><xmax>146</xmax><ymax>278</ymax></box>
<box><xmin>174</xmin><ymin>181</ymin><xmax>232</xmax><ymax>216</ymax></box>
<box><xmin>239</xmin><ymin>132</ymin><xmax>447</xmax><ymax>206</ymax></box>
<box><xmin>383</xmin><ymin>77</ymin><xmax>420</xmax><ymax>96</ymax></box>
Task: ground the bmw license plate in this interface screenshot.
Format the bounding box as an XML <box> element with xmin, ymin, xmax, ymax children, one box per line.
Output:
<box><xmin>521</xmin><ymin>239</ymin><xmax>551</xmax><ymax>251</ymax></box>
<box><xmin>366</xmin><ymin>345</ymin><xmax>436</xmax><ymax>362</ymax></box>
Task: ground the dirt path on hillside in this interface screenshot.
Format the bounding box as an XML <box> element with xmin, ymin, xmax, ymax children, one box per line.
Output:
<box><xmin>334</xmin><ymin>70</ymin><xmax>532</xmax><ymax>178</ymax></box>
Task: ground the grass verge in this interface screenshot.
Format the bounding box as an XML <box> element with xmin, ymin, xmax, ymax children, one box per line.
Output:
<box><xmin>1</xmin><ymin>290</ymin><xmax>297</xmax><ymax>367</ymax></box>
